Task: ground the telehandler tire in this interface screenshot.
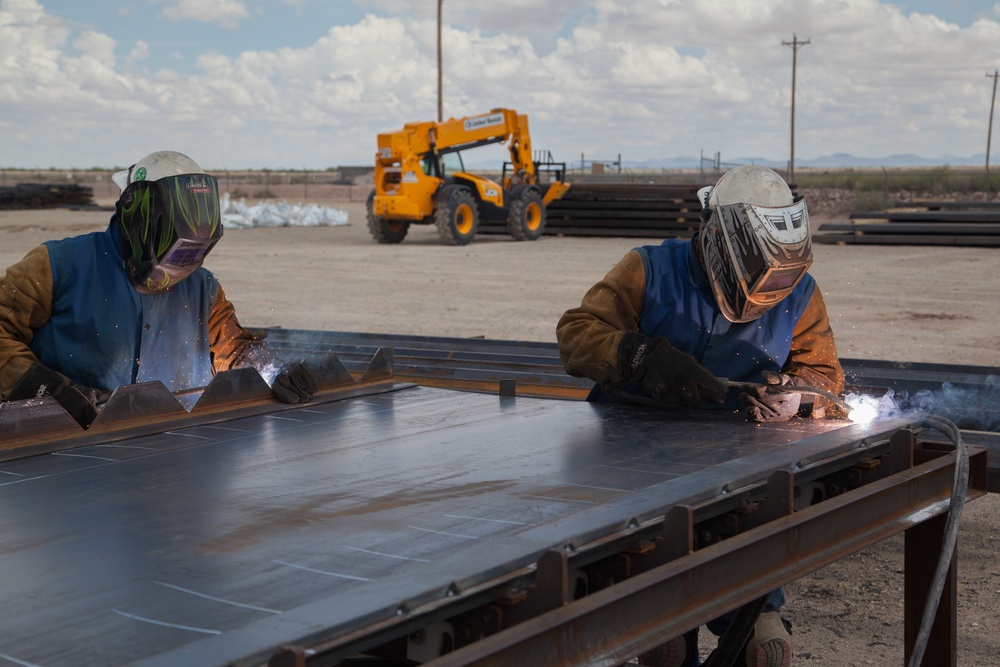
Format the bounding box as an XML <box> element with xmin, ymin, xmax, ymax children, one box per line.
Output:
<box><xmin>368</xmin><ymin>216</ymin><xmax>410</xmax><ymax>244</ymax></box>
<box><xmin>506</xmin><ymin>188</ymin><xmax>546</xmax><ymax>241</ymax></box>
<box><xmin>366</xmin><ymin>191</ymin><xmax>409</xmax><ymax>243</ymax></box>
<box><xmin>435</xmin><ymin>187</ymin><xmax>479</xmax><ymax>245</ymax></box>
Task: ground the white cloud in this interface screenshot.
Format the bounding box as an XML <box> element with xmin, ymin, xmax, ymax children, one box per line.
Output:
<box><xmin>128</xmin><ymin>40</ymin><xmax>149</xmax><ymax>63</ymax></box>
<box><xmin>160</xmin><ymin>0</ymin><xmax>250</xmax><ymax>29</ymax></box>
<box><xmin>2</xmin><ymin>0</ymin><xmax>1000</xmax><ymax>169</ymax></box>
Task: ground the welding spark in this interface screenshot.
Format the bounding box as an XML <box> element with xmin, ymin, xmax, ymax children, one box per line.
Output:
<box><xmin>257</xmin><ymin>359</ymin><xmax>282</xmax><ymax>386</ymax></box>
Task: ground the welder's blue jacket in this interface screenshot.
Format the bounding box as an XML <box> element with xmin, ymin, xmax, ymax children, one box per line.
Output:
<box><xmin>0</xmin><ymin>219</ymin><xmax>254</xmax><ymax>398</ymax></box>
<box><xmin>556</xmin><ymin>238</ymin><xmax>844</xmax><ymax>408</ymax></box>
<box><xmin>637</xmin><ymin>239</ymin><xmax>813</xmax><ymax>385</ymax></box>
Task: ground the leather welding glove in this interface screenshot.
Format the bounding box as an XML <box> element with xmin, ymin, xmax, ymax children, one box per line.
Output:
<box><xmin>271</xmin><ymin>361</ymin><xmax>318</xmax><ymax>404</ymax></box>
<box><xmin>7</xmin><ymin>362</ymin><xmax>111</xmax><ymax>429</ymax></box>
<box><xmin>739</xmin><ymin>370</ymin><xmax>803</xmax><ymax>422</ymax></box>
<box><xmin>618</xmin><ymin>332</ymin><xmax>727</xmax><ymax>409</ymax></box>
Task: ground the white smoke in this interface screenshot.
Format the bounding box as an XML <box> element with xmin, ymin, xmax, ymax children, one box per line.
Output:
<box><xmin>845</xmin><ymin>376</ymin><xmax>1000</xmax><ymax>431</ymax></box>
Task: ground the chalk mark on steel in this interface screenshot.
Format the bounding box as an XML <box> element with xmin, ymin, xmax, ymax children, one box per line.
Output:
<box><xmin>196</xmin><ymin>424</ymin><xmax>254</xmax><ymax>433</ymax></box>
<box><xmin>273</xmin><ymin>559</ymin><xmax>373</xmax><ymax>582</ymax></box>
<box><xmin>93</xmin><ymin>443</ymin><xmax>160</xmax><ymax>451</ymax></box>
<box><xmin>519</xmin><ymin>493</ymin><xmax>598</xmax><ymax>504</ymax></box>
<box><xmin>344</xmin><ymin>546</ymin><xmax>431</xmax><ymax>562</ymax></box>
<box><xmin>51</xmin><ymin>451</ymin><xmax>117</xmax><ymax>462</ymax></box>
<box><xmin>599</xmin><ymin>464</ymin><xmax>678</xmax><ymax>476</ymax></box>
<box><xmin>163</xmin><ymin>431</ymin><xmax>220</xmax><ymax>441</ymax></box>
<box><xmin>408</xmin><ymin>525</ymin><xmax>478</xmax><ymax>539</ymax></box>
<box><xmin>559</xmin><ymin>480</ymin><xmax>631</xmax><ymax>492</ymax></box>
<box><xmin>154</xmin><ymin>581</ymin><xmax>283</xmax><ymax>614</ymax></box>
<box><xmin>444</xmin><ymin>513</ymin><xmax>526</xmax><ymax>525</ymax></box>
<box><xmin>0</xmin><ymin>650</ymin><xmax>43</xmax><ymax>667</ymax></box>
<box><xmin>112</xmin><ymin>608</ymin><xmax>221</xmax><ymax>635</ymax></box>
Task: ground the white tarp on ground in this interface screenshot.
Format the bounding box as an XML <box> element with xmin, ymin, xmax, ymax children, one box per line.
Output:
<box><xmin>220</xmin><ymin>193</ymin><xmax>348</xmax><ymax>229</ymax></box>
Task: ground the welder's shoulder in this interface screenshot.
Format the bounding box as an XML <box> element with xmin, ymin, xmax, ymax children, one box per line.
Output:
<box><xmin>2</xmin><ymin>244</ymin><xmax>53</xmax><ymax>286</ymax></box>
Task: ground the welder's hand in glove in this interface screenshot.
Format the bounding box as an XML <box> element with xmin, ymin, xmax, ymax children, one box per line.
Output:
<box><xmin>271</xmin><ymin>361</ymin><xmax>318</xmax><ymax>404</ymax></box>
<box><xmin>7</xmin><ymin>362</ymin><xmax>111</xmax><ymax>428</ymax></box>
<box><xmin>739</xmin><ymin>370</ymin><xmax>803</xmax><ymax>422</ymax></box>
<box><xmin>618</xmin><ymin>332</ymin><xmax>727</xmax><ymax>408</ymax></box>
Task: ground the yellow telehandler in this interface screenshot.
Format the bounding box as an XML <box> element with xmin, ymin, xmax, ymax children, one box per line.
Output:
<box><xmin>367</xmin><ymin>108</ymin><xmax>569</xmax><ymax>245</ymax></box>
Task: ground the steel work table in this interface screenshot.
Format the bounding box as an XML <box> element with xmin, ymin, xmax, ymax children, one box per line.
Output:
<box><xmin>0</xmin><ymin>384</ymin><xmax>978</xmax><ymax>666</ymax></box>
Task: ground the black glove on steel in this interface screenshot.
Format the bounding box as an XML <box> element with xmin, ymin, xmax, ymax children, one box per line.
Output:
<box><xmin>271</xmin><ymin>361</ymin><xmax>318</xmax><ymax>404</ymax></box>
<box><xmin>8</xmin><ymin>362</ymin><xmax>111</xmax><ymax>428</ymax></box>
<box><xmin>739</xmin><ymin>370</ymin><xmax>803</xmax><ymax>422</ymax></box>
<box><xmin>618</xmin><ymin>332</ymin><xmax>727</xmax><ymax>408</ymax></box>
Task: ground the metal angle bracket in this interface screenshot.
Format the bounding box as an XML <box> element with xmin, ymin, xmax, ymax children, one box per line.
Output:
<box><xmin>360</xmin><ymin>347</ymin><xmax>394</xmax><ymax>383</ymax></box>
<box><xmin>0</xmin><ymin>396</ymin><xmax>81</xmax><ymax>445</ymax></box>
<box><xmin>0</xmin><ymin>349</ymin><xmax>404</xmax><ymax>460</ymax></box>
<box><xmin>192</xmin><ymin>367</ymin><xmax>274</xmax><ymax>412</ymax></box>
<box><xmin>90</xmin><ymin>381</ymin><xmax>188</xmax><ymax>427</ymax></box>
<box><xmin>310</xmin><ymin>353</ymin><xmax>357</xmax><ymax>390</ymax></box>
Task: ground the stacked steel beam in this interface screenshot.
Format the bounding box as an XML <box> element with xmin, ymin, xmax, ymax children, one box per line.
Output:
<box><xmin>815</xmin><ymin>200</ymin><xmax>1000</xmax><ymax>247</ymax></box>
<box><xmin>0</xmin><ymin>183</ymin><xmax>94</xmax><ymax>210</ymax></box>
<box><xmin>481</xmin><ymin>182</ymin><xmax>706</xmax><ymax>238</ymax></box>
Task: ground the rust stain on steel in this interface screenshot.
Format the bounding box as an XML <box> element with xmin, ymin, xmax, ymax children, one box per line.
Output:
<box><xmin>198</xmin><ymin>480</ymin><xmax>517</xmax><ymax>555</ymax></box>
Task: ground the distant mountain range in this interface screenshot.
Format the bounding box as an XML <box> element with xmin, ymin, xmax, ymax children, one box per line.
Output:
<box><xmin>614</xmin><ymin>153</ymin><xmax>989</xmax><ymax>170</ymax></box>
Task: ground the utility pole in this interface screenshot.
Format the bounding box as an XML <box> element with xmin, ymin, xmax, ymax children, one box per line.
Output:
<box><xmin>986</xmin><ymin>69</ymin><xmax>998</xmax><ymax>199</ymax></box>
<box><xmin>782</xmin><ymin>34</ymin><xmax>809</xmax><ymax>185</ymax></box>
<box><xmin>437</xmin><ymin>0</ymin><xmax>444</xmax><ymax>122</ymax></box>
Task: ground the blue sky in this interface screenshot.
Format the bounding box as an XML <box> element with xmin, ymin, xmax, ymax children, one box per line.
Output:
<box><xmin>3</xmin><ymin>0</ymin><xmax>1000</xmax><ymax>169</ymax></box>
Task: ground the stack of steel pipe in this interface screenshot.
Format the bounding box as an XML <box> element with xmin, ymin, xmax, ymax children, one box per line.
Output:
<box><xmin>815</xmin><ymin>200</ymin><xmax>1000</xmax><ymax>247</ymax></box>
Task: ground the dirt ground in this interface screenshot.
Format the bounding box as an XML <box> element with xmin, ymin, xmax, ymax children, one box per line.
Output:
<box><xmin>1</xmin><ymin>193</ymin><xmax>998</xmax><ymax>666</ymax></box>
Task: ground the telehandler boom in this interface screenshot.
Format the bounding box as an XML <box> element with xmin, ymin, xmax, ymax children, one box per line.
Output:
<box><xmin>367</xmin><ymin>108</ymin><xmax>569</xmax><ymax>245</ymax></box>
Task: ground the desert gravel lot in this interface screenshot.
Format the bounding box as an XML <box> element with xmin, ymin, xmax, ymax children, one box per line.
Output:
<box><xmin>1</xmin><ymin>197</ymin><xmax>998</xmax><ymax>665</ymax></box>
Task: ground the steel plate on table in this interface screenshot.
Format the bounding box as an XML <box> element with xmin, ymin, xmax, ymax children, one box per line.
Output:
<box><xmin>0</xmin><ymin>385</ymin><xmax>892</xmax><ymax>666</ymax></box>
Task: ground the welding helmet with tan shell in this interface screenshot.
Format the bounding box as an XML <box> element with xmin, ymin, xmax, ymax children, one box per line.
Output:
<box><xmin>112</xmin><ymin>151</ymin><xmax>222</xmax><ymax>294</ymax></box>
<box><xmin>697</xmin><ymin>165</ymin><xmax>812</xmax><ymax>323</ymax></box>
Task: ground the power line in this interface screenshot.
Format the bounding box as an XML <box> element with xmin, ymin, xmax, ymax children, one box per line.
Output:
<box><xmin>986</xmin><ymin>69</ymin><xmax>997</xmax><ymax>198</ymax></box>
<box><xmin>783</xmin><ymin>34</ymin><xmax>809</xmax><ymax>185</ymax></box>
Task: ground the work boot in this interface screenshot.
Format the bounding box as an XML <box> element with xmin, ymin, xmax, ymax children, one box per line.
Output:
<box><xmin>744</xmin><ymin>612</ymin><xmax>792</xmax><ymax>667</ymax></box>
<box><xmin>638</xmin><ymin>629</ymin><xmax>697</xmax><ymax>667</ymax></box>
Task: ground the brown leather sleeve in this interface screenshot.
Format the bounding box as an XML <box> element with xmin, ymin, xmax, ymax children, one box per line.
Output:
<box><xmin>208</xmin><ymin>284</ymin><xmax>259</xmax><ymax>373</ymax></box>
<box><xmin>556</xmin><ymin>250</ymin><xmax>647</xmax><ymax>384</ymax></box>
<box><xmin>0</xmin><ymin>246</ymin><xmax>54</xmax><ymax>400</ymax></box>
<box><xmin>784</xmin><ymin>284</ymin><xmax>846</xmax><ymax>414</ymax></box>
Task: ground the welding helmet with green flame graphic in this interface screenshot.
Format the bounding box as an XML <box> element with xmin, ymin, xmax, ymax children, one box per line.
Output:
<box><xmin>698</xmin><ymin>165</ymin><xmax>812</xmax><ymax>323</ymax></box>
<box><xmin>112</xmin><ymin>151</ymin><xmax>222</xmax><ymax>294</ymax></box>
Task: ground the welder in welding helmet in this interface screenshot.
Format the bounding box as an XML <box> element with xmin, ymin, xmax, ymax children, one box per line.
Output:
<box><xmin>0</xmin><ymin>150</ymin><xmax>315</xmax><ymax>431</ymax></box>
<box><xmin>112</xmin><ymin>151</ymin><xmax>223</xmax><ymax>294</ymax></box>
<box><xmin>697</xmin><ymin>164</ymin><xmax>812</xmax><ymax>323</ymax></box>
<box><xmin>557</xmin><ymin>165</ymin><xmax>844</xmax><ymax>667</ymax></box>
